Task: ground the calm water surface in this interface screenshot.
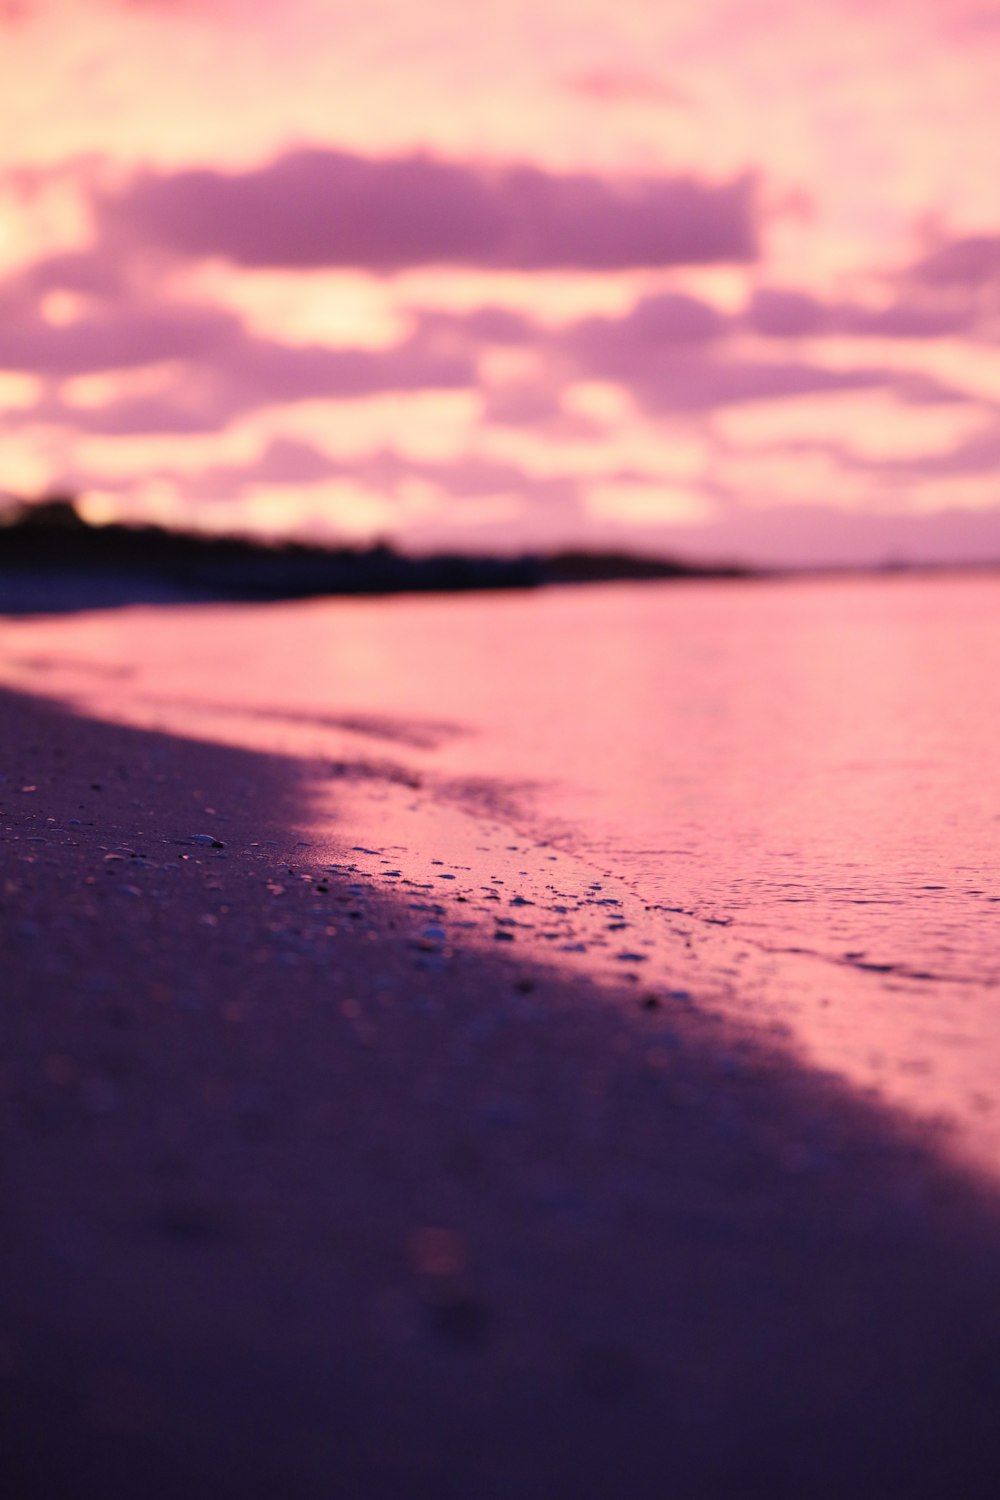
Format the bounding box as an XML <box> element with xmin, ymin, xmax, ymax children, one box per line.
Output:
<box><xmin>5</xmin><ymin>573</ymin><xmax>1000</xmax><ymax>1165</ymax></box>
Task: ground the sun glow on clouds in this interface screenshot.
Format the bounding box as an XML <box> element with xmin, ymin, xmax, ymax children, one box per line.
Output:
<box><xmin>184</xmin><ymin>267</ymin><xmax>411</xmax><ymax>351</ymax></box>
<box><xmin>0</xmin><ymin>436</ymin><xmax>52</xmax><ymax>498</ymax></box>
<box><xmin>64</xmin><ymin>366</ymin><xmax>180</xmax><ymax>410</ymax></box>
<box><xmin>0</xmin><ymin>372</ymin><xmax>41</xmax><ymax>409</ymax></box>
<box><xmin>714</xmin><ymin>391</ymin><xmax>990</xmax><ymax>462</ymax></box>
<box><xmin>587</xmin><ymin>478</ymin><xmax>711</xmax><ymax>526</ymax></box>
<box><xmin>911</xmin><ymin>474</ymin><xmax>1000</xmax><ymax>514</ymax></box>
<box><xmin>242</xmin><ymin>480</ymin><xmax>395</xmax><ymax>542</ymax></box>
<box><xmin>3</xmin><ymin>0</ymin><xmax>1000</xmax><ymax>563</ymax></box>
<box><xmin>482</xmin><ymin>408</ymin><xmax>709</xmax><ymax>483</ymax></box>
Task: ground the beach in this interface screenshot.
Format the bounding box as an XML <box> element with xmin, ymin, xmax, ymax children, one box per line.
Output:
<box><xmin>4</xmin><ymin>671</ymin><xmax>1000</xmax><ymax>1499</ymax></box>
<box><xmin>6</xmin><ymin>4</ymin><xmax>1000</xmax><ymax>1490</ymax></box>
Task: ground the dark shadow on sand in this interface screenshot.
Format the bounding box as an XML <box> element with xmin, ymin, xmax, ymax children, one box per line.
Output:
<box><xmin>2</xmin><ymin>685</ymin><xmax>1000</xmax><ymax>1500</ymax></box>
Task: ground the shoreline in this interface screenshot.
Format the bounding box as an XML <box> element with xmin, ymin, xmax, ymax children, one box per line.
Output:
<box><xmin>3</xmin><ymin>683</ymin><xmax>1000</xmax><ymax>1497</ymax></box>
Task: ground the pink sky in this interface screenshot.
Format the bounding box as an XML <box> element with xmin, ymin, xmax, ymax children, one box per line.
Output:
<box><xmin>2</xmin><ymin>0</ymin><xmax>1000</xmax><ymax>564</ymax></box>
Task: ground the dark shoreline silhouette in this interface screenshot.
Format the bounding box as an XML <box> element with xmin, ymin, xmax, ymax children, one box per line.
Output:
<box><xmin>2</xmin><ymin>495</ymin><xmax>996</xmax><ymax>615</ymax></box>
<box><xmin>0</xmin><ymin>496</ymin><xmax>747</xmax><ymax>612</ymax></box>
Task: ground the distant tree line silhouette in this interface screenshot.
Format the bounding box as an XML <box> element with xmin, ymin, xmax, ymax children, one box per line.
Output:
<box><xmin>0</xmin><ymin>494</ymin><xmax>747</xmax><ymax>602</ymax></box>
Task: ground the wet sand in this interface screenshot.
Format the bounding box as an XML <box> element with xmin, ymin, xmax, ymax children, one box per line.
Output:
<box><xmin>3</xmin><ymin>683</ymin><xmax>1000</xmax><ymax>1499</ymax></box>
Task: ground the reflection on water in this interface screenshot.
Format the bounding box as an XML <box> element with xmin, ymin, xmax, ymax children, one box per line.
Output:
<box><xmin>4</xmin><ymin>573</ymin><xmax>1000</xmax><ymax>1166</ymax></box>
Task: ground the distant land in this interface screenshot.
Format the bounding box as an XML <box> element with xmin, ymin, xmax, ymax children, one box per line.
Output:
<box><xmin>0</xmin><ymin>496</ymin><xmax>749</xmax><ymax>613</ymax></box>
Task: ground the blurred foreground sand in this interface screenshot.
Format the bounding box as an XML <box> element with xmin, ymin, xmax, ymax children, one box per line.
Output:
<box><xmin>2</xmin><ymin>686</ymin><xmax>1000</xmax><ymax>1499</ymax></box>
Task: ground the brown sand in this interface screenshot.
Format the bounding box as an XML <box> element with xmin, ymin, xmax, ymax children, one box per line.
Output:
<box><xmin>3</xmin><ymin>683</ymin><xmax>1000</xmax><ymax>1499</ymax></box>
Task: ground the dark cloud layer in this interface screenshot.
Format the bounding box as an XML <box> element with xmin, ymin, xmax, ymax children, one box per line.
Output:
<box><xmin>97</xmin><ymin>147</ymin><xmax>758</xmax><ymax>271</ymax></box>
<box><xmin>0</xmin><ymin>303</ymin><xmax>243</xmax><ymax>377</ymax></box>
<box><xmin>558</xmin><ymin>292</ymin><xmax>966</xmax><ymax>411</ymax></box>
<box><xmin>625</xmin><ymin>356</ymin><xmax>891</xmax><ymax>412</ymax></box>
<box><xmin>1</xmin><ymin>222</ymin><xmax>979</xmax><ymax>445</ymax></box>
<box><xmin>908</xmin><ymin>234</ymin><xmax>1000</xmax><ymax>289</ymax></box>
<box><xmin>747</xmin><ymin>287</ymin><xmax>973</xmax><ymax>339</ymax></box>
<box><xmin>563</xmin><ymin>292</ymin><xmax>727</xmax><ymax>370</ymax></box>
<box><xmin>15</xmin><ymin>249</ymin><xmax>130</xmax><ymax>299</ymax></box>
<box><xmin>39</xmin><ymin>324</ymin><xmax>475</xmax><ymax>433</ymax></box>
<box><xmin>0</xmin><ymin>258</ymin><xmax>476</xmax><ymax>429</ymax></box>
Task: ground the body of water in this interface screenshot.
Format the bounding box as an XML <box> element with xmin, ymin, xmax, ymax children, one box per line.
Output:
<box><xmin>5</xmin><ymin>571</ymin><xmax>999</xmax><ymax>1166</ymax></box>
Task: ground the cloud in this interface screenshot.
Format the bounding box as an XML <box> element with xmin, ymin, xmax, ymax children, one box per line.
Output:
<box><xmin>79</xmin><ymin>438</ymin><xmax>587</xmax><ymax>530</ymax></box>
<box><xmin>634</xmin><ymin>358</ymin><xmax>892</xmax><ymax>413</ymax></box>
<box><xmin>838</xmin><ymin>301</ymin><xmax>973</xmax><ymax>338</ymax></box>
<box><xmin>843</xmin><ymin>416</ymin><xmax>1000</xmax><ymax>480</ymax></box>
<box><xmin>97</xmin><ymin>147</ymin><xmax>759</xmax><ymax>271</ymax></box>
<box><xmin>745</xmin><ymin>288</ymin><xmax>826</xmax><ymax>337</ymax></box>
<box><xmin>134</xmin><ymin>434</ymin><xmax>1000</xmax><ymax>567</ymax></box>
<box><xmin>481</xmin><ymin>383</ymin><xmax>567</xmax><ymax>427</ymax></box>
<box><xmin>44</xmin><ymin>323</ymin><xmax>476</xmax><ymax>433</ymax></box>
<box><xmin>54</xmin><ymin>390</ymin><xmax>235</xmax><ymax>437</ymax></box>
<box><xmin>5</xmin><ymin>244</ymin><xmax>975</xmax><ymax>447</ymax></box>
<box><xmin>569</xmin><ymin>286</ymin><xmax>962</xmax><ymax>358</ymax></box>
<box><xmin>18</xmin><ymin>249</ymin><xmax>129</xmax><ymax>298</ymax></box>
<box><xmin>44</xmin><ymin>300</ymin><xmax>971</xmax><ymax>438</ymax></box>
<box><xmin>222</xmin><ymin>333</ymin><xmax>474</xmax><ymax>404</ymax></box>
<box><xmin>565</xmin><ymin>292</ymin><xmax>726</xmax><ymax>369</ymax></box>
<box><xmin>746</xmin><ymin>286</ymin><xmax>973</xmax><ymax>339</ymax></box>
<box><xmin>558</xmin><ymin>294</ymin><xmax>936</xmax><ymax>411</ymax></box>
<box><xmin>907</xmin><ymin>234</ymin><xmax>1000</xmax><ymax>290</ymax></box>
<box><xmin>156</xmin><ymin>435</ymin><xmax>347</xmax><ymax>499</ymax></box>
<box><xmin>0</xmin><ymin>302</ymin><xmax>243</xmax><ymax>377</ymax></box>
<box><xmin>413</xmin><ymin>305</ymin><xmax>536</xmax><ymax>346</ymax></box>
<box><xmin>0</xmin><ymin>263</ymin><xmax>477</xmax><ymax>428</ymax></box>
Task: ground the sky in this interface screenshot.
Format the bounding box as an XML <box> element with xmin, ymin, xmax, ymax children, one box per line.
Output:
<box><xmin>2</xmin><ymin>0</ymin><xmax>1000</xmax><ymax>565</ymax></box>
